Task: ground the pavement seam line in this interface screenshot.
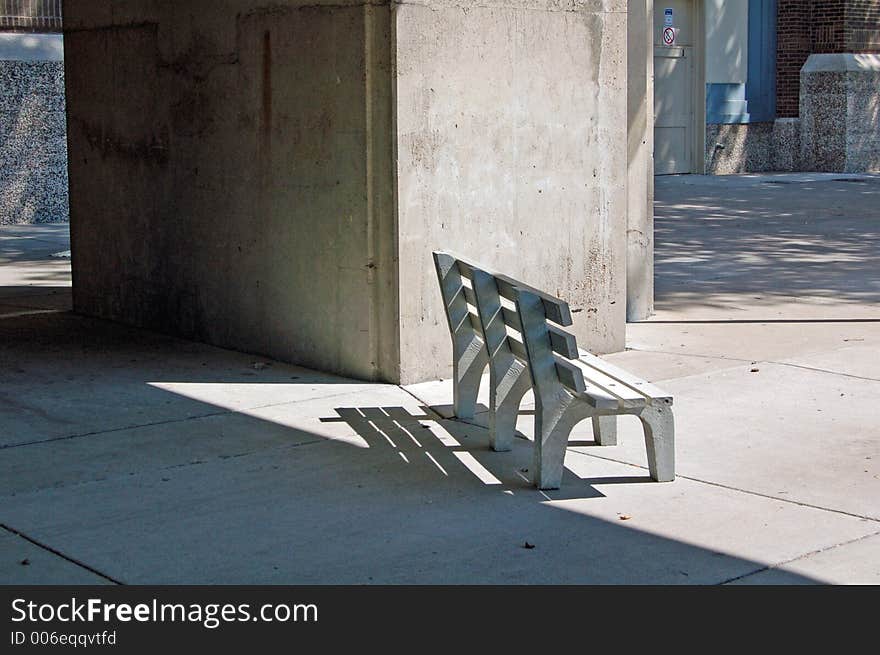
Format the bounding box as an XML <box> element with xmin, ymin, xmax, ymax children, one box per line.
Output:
<box><xmin>0</xmin><ymin>309</ymin><xmax>66</xmax><ymax>319</ymax></box>
<box><xmin>717</xmin><ymin>528</ymin><xmax>880</xmax><ymax>585</ymax></box>
<box><xmin>2</xmin><ymin>438</ymin><xmax>333</xmax><ymax>497</ymax></box>
<box><xmin>768</xmin><ymin>361</ymin><xmax>880</xmax><ymax>383</ymax></box>
<box><xmin>1</xmin><ymin>410</ymin><xmax>234</xmax><ymax>450</ymax></box>
<box><xmin>626</xmin><ymin>347</ymin><xmax>759</xmax><ymax>366</ymax></box>
<box><xmin>0</xmin><ymin>386</ymin><xmax>386</xmax><ymax>451</ymax></box>
<box><xmin>568</xmin><ymin>448</ymin><xmax>880</xmax><ymax>523</ymax></box>
<box><xmin>0</xmin><ymin>523</ymin><xmax>124</xmax><ymax>585</ymax></box>
<box><xmin>0</xmin><ymin>293</ymin><xmax>69</xmax><ymax>306</ymax></box>
<box><xmin>627</xmin><ymin>346</ymin><xmax>880</xmax><ymax>383</ymax></box>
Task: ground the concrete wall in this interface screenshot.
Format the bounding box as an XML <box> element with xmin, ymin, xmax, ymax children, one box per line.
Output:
<box><xmin>65</xmin><ymin>1</ymin><xmax>398</xmax><ymax>382</ymax></box>
<box><xmin>627</xmin><ymin>0</ymin><xmax>653</xmax><ymax>321</ymax></box>
<box><xmin>0</xmin><ymin>33</ymin><xmax>68</xmax><ymax>224</ymax></box>
<box><xmin>65</xmin><ymin>0</ymin><xmax>629</xmax><ymax>384</ymax></box>
<box><xmin>395</xmin><ymin>1</ymin><xmax>628</xmax><ymax>382</ymax></box>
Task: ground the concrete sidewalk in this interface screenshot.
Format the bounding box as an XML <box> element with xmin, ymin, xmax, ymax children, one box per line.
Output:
<box><xmin>0</xmin><ymin>222</ymin><xmax>71</xmax><ymax>315</ymax></box>
<box><xmin>1</xmin><ymin>175</ymin><xmax>878</xmax><ymax>584</ymax></box>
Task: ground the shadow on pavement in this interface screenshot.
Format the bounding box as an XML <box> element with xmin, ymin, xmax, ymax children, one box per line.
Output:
<box><xmin>0</xmin><ymin>312</ymin><xmax>825</xmax><ymax>584</ymax></box>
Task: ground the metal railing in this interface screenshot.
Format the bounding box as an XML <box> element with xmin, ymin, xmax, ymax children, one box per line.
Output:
<box><xmin>0</xmin><ymin>0</ymin><xmax>63</xmax><ymax>33</ymax></box>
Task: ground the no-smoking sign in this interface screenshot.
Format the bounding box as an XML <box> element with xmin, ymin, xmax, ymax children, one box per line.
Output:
<box><xmin>663</xmin><ymin>27</ymin><xmax>676</xmax><ymax>45</ymax></box>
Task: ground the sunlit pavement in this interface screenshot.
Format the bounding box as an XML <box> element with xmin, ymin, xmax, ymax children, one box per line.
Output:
<box><xmin>2</xmin><ymin>177</ymin><xmax>879</xmax><ymax>584</ymax></box>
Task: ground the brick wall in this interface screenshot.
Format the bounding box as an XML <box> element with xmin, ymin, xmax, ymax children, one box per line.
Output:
<box><xmin>776</xmin><ymin>0</ymin><xmax>880</xmax><ymax>118</ymax></box>
<box><xmin>812</xmin><ymin>1</ymin><xmax>847</xmax><ymax>53</ymax></box>
<box><xmin>846</xmin><ymin>0</ymin><xmax>880</xmax><ymax>50</ymax></box>
<box><xmin>777</xmin><ymin>0</ymin><xmax>813</xmax><ymax>117</ymax></box>
<box><xmin>0</xmin><ymin>0</ymin><xmax>63</xmax><ymax>33</ymax></box>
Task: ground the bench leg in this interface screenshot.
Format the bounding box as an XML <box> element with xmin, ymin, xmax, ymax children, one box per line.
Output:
<box><xmin>489</xmin><ymin>363</ymin><xmax>531</xmax><ymax>452</ymax></box>
<box><xmin>638</xmin><ymin>402</ymin><xmax>675</xmax><ymax>482</ymax></box>
<box><xmin>453</xmin><ymin>339</ymin><xmax>488</xmax><ymax>420</ymax></box>
<box><xmin>533</xmin><ymin>400</ymin><xmax>590</xmax><ymax>490</ymax></box>
<box><xmin>592</xmin><ymin>415</ymin><xmax>617</xmax><ymax>446</ymax></box>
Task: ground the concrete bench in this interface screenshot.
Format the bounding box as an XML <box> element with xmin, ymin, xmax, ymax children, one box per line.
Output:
<box><xmin>433</xmin><ymin>250</ymin><xmax>675</xmax><ymax>489</ymax></box>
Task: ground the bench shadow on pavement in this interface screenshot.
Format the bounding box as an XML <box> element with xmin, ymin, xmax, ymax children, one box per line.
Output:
<box><xmin>321</xmin><ymin>404</ymin><xmax>652</xmax><ymax>501</ymax></box>
<box><xmin>407</xmin><ymin>401</ymin><xmax>603</xmax><ymax>449</ymax></box>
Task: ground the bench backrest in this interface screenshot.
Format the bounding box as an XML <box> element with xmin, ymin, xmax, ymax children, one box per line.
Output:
<box><xmin>469</xmin><ymin>268</ymin><xmax>568</xmax><ymax>360</ymax></box>
<box><xmin>512</xmin><ymin>287</ymin><xmax>587</xmax><ymax>397</ymax></box>
<box><xmin>433</xmin><ymin>250</ymin><xmax>586</xmax><ymax>398</ymax></box>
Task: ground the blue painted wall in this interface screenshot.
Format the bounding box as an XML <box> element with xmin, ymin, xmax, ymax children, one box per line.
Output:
<box><xmin>706</xmin><ymin>0</ymin><xmax>777</xmax><ymax>124</ymax></box>
<box><xmin>746</xmin><ymin>0</ymin><xmax>777</xmax><ymax>122</ymax></box>
<box><xmin>706</xmin><ymin>83</ymin><xmax>750</xmax><ymax>123</ymax></box>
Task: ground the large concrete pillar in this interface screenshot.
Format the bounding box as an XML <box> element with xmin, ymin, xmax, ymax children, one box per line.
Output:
<box><xmin>626</xmin><ymin>0</ymin><xmax>654</xmax><ymax>321</ymax></box>
<box><xmin>64</xmin><ymin>1</ymin><xmax>630</xmax><ymax>384</ymax></box>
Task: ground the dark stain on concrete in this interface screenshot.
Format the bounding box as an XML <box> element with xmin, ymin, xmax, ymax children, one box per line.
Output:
<box><xmin>76</xmin><ymin>118</ymin><xmax>169</xmax><ymax>167</ymax></box>
<box><xmin>261</xmin><ymin>30</ymin><xmax>272</xmax><ymax>140</ymax></box>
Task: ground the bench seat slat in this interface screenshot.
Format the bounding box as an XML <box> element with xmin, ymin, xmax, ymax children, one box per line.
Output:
<box><xmin>569</xmin><ymin>358</ymin><xmax>647</xmax><ymax>409</ymax></box>
<box><xmin>577</xmin><ymin>349</ymin><xmax>672</xmax><ymax>404</ymax></box>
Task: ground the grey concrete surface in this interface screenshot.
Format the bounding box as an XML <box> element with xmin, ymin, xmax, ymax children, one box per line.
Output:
<box><xmin>0</xmin><ymin>531</ymin><xmax>111</xmax><ymax>585</ymax></box>
<box><xmin>0</xmin><ymin>223</ymin><xmax>70</xmax><ymax>313</ymax></box>
<box><xmin>2</xmin><ymin>173</ymin><xmax>879</xmax><ymax>584</ymax></box>
<box><xmin>64</xmin><ymin>0</ymin><xmax>631</xmax><ymax>385</ymax></box>
<box><xmin>65</xmin><ymin>1</ymin><xmax>399</xmax><ymax>382</ymax></box>
<box><xmin>651</xmin><ymin>173</ymin><xmax>880</xmax><ymax>320</ymax></box>
<box><xmin>626</xmin><ymin>0</ymin><xmax>654</xmax><ymax>322</ymax></box>
<box><xmin>3</xmin><ymin>434</ymin><xmax>875</xmax><ymax>584</ymax></box>
<box><xmin>727</xmin><ymin>533</ymin><xmax>880</xmax><ymax>585</ymax></box>
<box><xmin>396</xmin><ymin>0</ymin><xmax>629</xmax><ymax>378</ymax></box>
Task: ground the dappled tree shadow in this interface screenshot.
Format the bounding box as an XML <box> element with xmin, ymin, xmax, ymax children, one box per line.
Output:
<box><xmin>653</xmin><ymin>175</ymin><xmax>880</xmax><ymax>312</ymax></box>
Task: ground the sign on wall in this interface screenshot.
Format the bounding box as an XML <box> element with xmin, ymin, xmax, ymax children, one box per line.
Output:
<box><xmin>664</xmin><ymin>8</ymin><xmax>674</xmax><ymax>27</ymax></box>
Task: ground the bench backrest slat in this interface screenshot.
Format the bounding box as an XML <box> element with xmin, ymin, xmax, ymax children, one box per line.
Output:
<box><xmin>555</xmin><ymin>356</ymin><xmax>587</xmax><ymax>394</ymax></box>
<box><xmin>433</xmin><ymin>251</ymin><xmax>485</xmax><ymax>346</ymax></box>
<box><xmin>506</xmin><ymin>331</ymin><xmax>530</xmax><ymax>362</ymax></box>
<box><xmin>469</xmin><ymin>267</ymin><xmax>509</xmax><ymax>360</ymax></box>
<box><xmin>500</xmin><ymin>305</ymin><xmax>523</xmax><ymax>333</ymax></box>
<box><xmin>548</xmin><ymin>324</ymin><xmax>579</xmax><ymax>359</ymax></box>
<box><xmin>495</xmin><ymin>274</ymin><xmax>572</xmax><ymax>327</ymax></box>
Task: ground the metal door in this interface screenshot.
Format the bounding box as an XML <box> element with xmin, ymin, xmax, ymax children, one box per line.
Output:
<box><xmin>654</xmin><ymin>2</ymin><xmax>696</xmax><ymax>174</ymax></box>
